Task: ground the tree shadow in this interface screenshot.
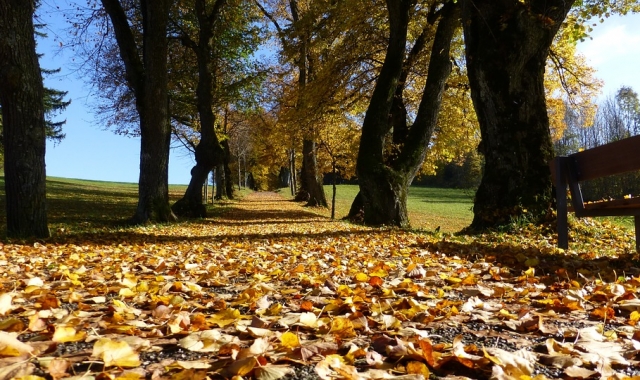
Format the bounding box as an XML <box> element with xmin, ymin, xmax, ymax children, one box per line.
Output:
<box><xmin>47</xmin><ymin>225</ymin><xmax>377</xmax><ymax>246</ymax></box>
<box><xmin>415</xmin><ymin>237</ymin><xmax>640</xmax><ymax>283</ymax></box>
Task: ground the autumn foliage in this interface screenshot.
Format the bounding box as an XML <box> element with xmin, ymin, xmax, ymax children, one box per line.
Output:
<box><xmin>0</xmin><ymin>190</ymin><xmax>639</xmax><ymax>379</ymax></box>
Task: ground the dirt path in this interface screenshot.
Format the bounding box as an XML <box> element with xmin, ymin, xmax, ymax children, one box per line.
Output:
<box><xmin>196</xmin><ymin>191</ymin><xmax>364</xmax><ymax>239</ymax></box>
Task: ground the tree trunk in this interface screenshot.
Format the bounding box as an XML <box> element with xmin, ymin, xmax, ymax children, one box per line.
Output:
<box><xmin>289</xmin><ymin>149</ymin><xmax>296</xmax><ymax>196</ymax></box>
<box><xmin>296</xmin><ymin>139</ymin><xmax>327</xmax><ymax>206</ymax></box>
<box><xmin>331</xmin><ymin>161</ymin><xmax>337</xmax><ymax>220</ymax></box>
<box><xmin>223</xmin><ymin>139</ymin><xmax>234</xmax><ymax>199</ymax></box>
<box><xmin>102</xmin><ymin>0</ymin><xmax>175</xmax><ymax>224</ymax></box>
<box><xmin>355</xmin><ymin>0</ymin><xmax>458</xmax><ymax>226</ymax></box>
<box><xmin>172</xmin><ymin>0</ymin><xmax>226</xmax><ymax>217</ymax></box>
<box><xmin>238</xmin><ymin>156</ymin><xmax>242</xmax><ymax>189</ymax></box>
<box><xmin>215</xmin><ymin>164</ymin><xmax>226</xmax><ymax>199</ymax></box>
<box><xmin>211</xmin><ymin>169</ymin><xmax>217</xmax><ymax>204</ymax></box>
<box><xmin>0</xmin><ymin>0</ymin><xmax>50</xmax><ymax>238</ymax></box>
<box><xmin>346</xmin><ymin>191</ymin><xmax>364</xmax><ymax>221</ymax></box>
<box><xmin>461</xmin><ymin>0</ymin><xmax>574</xmax><ymax>229</ymax></box>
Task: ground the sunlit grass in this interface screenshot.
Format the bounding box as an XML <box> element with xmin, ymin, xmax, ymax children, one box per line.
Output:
<box><xmin>0</xmin><ymin>176</ymin><xmax>239</xmax><ymax>236</ymax></box>
<box><xmin>284</xmin><ymin>184</ymin><xmax>474</xmax><ymax>233</ymax></box>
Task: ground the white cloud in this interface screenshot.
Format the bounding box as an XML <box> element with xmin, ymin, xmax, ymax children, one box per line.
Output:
<box><xmin>576</xmin><ymin>14</ymin><xmax>640</xmax><ymax>97</ymax></box>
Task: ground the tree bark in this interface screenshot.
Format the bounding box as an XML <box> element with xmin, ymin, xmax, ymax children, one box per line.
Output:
<box><xmin>289</xmin><ymin>0</ymin><xmax>327</xmax><ymax>208</ymax></box>
<box><xmin>0</xmin><ymin>0</ymin><xmax>50</xmax><ymax>238</ymax></box>
<box><xmin>172</xmin><ymin>0</ymin><xmax>226</xmax><ymax>217</ymax></box>
<box><xmin>461</xmin><ymin>0</ymin><xmax>575</xmax><ymax>229</ymax></box>
<box><xmin>289</xmin><ymin>149</ymin><xmax>296</xmax><ymax>196</ymax></box>
<box><xmin>102</xmin><ymin>0</ymin><xmax>175</xmax><ymax>223</ymax></box>
<box><xmin>355</xmin><ymin>0</ymin><xmax>459</xmax><ymax>226</ymax></box>
<box><xmin>215</xmin><ymin>163</ymin><xmax>226</xmax><ymax>199</ymax></box>
<box><xmin>223</xmin><ymin>139</ymin><xmax>234</xmax><ymax>199</ymax></box>
<box><xmin>296</xmin><ymin>139</ymin><xmax>327</xmax><ymax>206</ymax></box>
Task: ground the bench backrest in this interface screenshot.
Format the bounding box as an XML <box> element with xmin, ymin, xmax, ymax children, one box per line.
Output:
<box><xmin>569</xmin><ymin>134</ymin><xmax>640</xmax><ymax>182</ymax></box>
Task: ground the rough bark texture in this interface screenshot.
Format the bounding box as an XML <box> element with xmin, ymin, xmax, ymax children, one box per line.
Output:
<box><xmin>102</xmin><ymin>0</ymin><xmax>175</xmax><ymax>223</ymax></box>
<box><xmin>296</xmin><ymin>139</ymin><xmax>327</xmax><ymax>207</ymax></box>
<box><xmin>355</xmin><ymin>0</ymin><xmax>458</xmax><ymax>226</ymax></box>
<box><xmin>0</xmin><ymin>0</ymin><xmax>50</xmax><ymax>238</ymax></box>
<box><xmin>215</xmin><ymin>164</ymin><xmax>226</xmax><ymax>200</ymax></box>
<box><xmin>289</xmin><ymin>0</ymin><xmax>327</xmax><ymax>208</ymax></box>
<box><xmin>172</xmin><ymin>0</ymin><xmax>226</xmax><ymax>217</ymax></box>
<box><xmin>461</xmin><ymin>0</ymin><xmax>575</xmax><ymax>230</ymax></box>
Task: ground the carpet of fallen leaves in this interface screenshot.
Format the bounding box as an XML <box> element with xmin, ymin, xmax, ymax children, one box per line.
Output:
<box><xmin>1</xmin><ymin>191</ymin><xmax>640</xmax><ymax>380</ymax></box>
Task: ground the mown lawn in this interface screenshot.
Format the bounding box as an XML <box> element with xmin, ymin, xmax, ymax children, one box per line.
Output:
<box><xmin>287</xmin><ymin>184</ymin><xmax>474</xmax><ymax>233</ymax></box>
<box><xmin>0</xmin><ymin>176</ymin><xmax>252</xmax><ymax>236</ymax></box>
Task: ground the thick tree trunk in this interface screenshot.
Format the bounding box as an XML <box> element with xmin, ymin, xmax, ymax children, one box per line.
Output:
<box><xmin>461</xmin><ymin>0</ymin><xmax>574</xmax><ymax>229</ymax></box>
<box><xmin>346</xmin><ymin>191</ymin><xmax>364</xmax><ymax>221</ymax></box>
<box><xmin>296</xmin><ymin>139</ymin><xmax>327</xmax><ymax>207</ymax></box>
<box><xmin>102</xmin><ymin>0</ymin><xmax>175</xmax><ymax>223</ymax></box>
<box><xmin>172</xmin><ymin>0</ymin><xmax>226</xmax><ymax>217</ymax></box>
<box><xmin>132</xmin><ymin>0</ymin><xmax>174</xmax><ymax>223</ymax></box>
<box><xmin>0</xmin><ymin>0</ymin><xmax>50</xmax><ymax>238</ymax></box>
<box><xmin>355</xmin><ymin>0</ymin><xmax>458</xmax><ymax>226</ymax></box>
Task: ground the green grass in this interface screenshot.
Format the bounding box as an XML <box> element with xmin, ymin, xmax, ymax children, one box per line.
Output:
<box><xmin>309</xmin><ymin>184</ymin><xmax>474</xmax><ymax>232</ymax></box>
<box><xmin>0</xmin><ymin>176</ymin><xmax>242</xmax><ymax>236</ymax></box>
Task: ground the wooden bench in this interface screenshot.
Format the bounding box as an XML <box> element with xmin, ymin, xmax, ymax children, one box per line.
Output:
<box><xmin>551</xmin><ymin>134</ymin><xmax>640</xmax><ymax>251</ymax></box>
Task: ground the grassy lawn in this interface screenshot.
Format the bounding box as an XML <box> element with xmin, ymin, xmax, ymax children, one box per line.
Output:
<box><xmin>0</xmin><ymin>176</ymin><xmax>632</xmax><ymax>239</ymax></box>
<box><xmin>287</xmin><ymin>184</ymin><xmax>475</xmax><ymax>233</ymax></box>
<box><xmin>0</xmin><ymin>176</ymin><xmax>250</xmax><ymax>235</ymax></box>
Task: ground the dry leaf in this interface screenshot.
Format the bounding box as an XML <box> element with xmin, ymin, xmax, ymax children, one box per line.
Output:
<box><xmin>92</xmin><ymin>338</ymin><xmax>141</xmax><ymax>368</ymax></box>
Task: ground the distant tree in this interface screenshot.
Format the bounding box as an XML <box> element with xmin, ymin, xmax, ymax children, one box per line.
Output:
<box><xmin>0</xmin><ymin>0</ymin><xmax>50</xmax><ymax>237</ymax></box>
<box><xmin>171</xmin><ymin>0</ymin><xmax>262</xmax><ymax>216</ymax></box>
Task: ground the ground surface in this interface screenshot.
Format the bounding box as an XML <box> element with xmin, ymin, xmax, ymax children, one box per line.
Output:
<box><xmin>1</xmin><ymin>191</ymin><xmax>640</xmax><ymax>380</ymax></box>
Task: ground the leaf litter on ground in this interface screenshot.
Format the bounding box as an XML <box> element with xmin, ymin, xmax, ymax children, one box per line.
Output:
<box><xmin>0</xmin><ymin>191</ymin><xmax>640</xmax><ymax>379</ymax></box>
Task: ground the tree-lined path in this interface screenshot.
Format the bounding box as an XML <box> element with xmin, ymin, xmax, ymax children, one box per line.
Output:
<box><xmin>1</xmin><ymin>189</ymin><xmax>639</xmax><ymax>378</ymax></box>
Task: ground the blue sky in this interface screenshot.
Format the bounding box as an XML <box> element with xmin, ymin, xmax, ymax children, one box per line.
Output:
<box><xmin>37</xmin><ymin>10</ymin><xmax>640</xmax><ymax>185</ymax></box>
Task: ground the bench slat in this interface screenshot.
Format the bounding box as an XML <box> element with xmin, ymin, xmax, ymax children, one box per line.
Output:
<box><xmin>583</xmin><ymin>197</ymin><xmax>640</xmax><ymax>210</ymax></box>
<box><xmin>570</xmin><ymin>135</ymin><xmax>640</xmax><ymax>181</ymax></box>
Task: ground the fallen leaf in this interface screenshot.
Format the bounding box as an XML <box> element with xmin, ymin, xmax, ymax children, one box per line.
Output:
<box><xmin>92</xmin><ymin>338</ymin><xmax>141</xmax><ymax>368</ymax></box>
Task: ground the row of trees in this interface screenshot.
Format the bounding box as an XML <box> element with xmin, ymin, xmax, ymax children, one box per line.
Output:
<box><xmin>2</xmin><ymin>0</ymin><xmax>639</xmax><ymax>238</ymax></box>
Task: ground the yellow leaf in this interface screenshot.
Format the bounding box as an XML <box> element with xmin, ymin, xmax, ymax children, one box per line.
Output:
<box><xmin>119</xmin><ymin>288</ymin><xmax>136</xmax><ymax>297</ymax></box>
<box><xmin>92</xmin><ymin>338</ymin><xmax>141</xmax><ymax>368</ymax></box>
<box><xmin>370</xmin><ymin>268</ymin><xmax>388</xmax><ymax>277</ymax></box>
<box><xmin>330</xmin><ymin>317</ymin><xmax>356</xmax><ymax>338</ymax></box>
<box><xmin>354</xmin><ymin>272</ymin><xmax>369</xmax><ymax>282</ymax></box>
<box><xmin>266</xmin><ymin>302</ymin><xmax>283</xmax><ymax>316</ymax></box>
<box><xmin>336</xmin><ymin>285</ymin><xmax>352</xmax><ymax>297</ymax></box>
<box><xmin>406</xmin><ymin>361</ymin><xmax>430</xmax><ymax>377</ymax></box>
<box><xmin>209</xmin><ymin>309</ymin><xmax>240</xmax><ymax>327</ymax></box>
<box><xmin>629</xmin><ymin>311</ymin><xmax>640</xmax><ymax>326</ymax></box>
<box><xmin>280</xmin><ymin>331</ymin><xmax>300</xmax><ymax>349</ymax></box>
<box><xmin>52</xmin><ymin>326</ymin><xmax>86</xmax><ymax>343</ymax></box>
